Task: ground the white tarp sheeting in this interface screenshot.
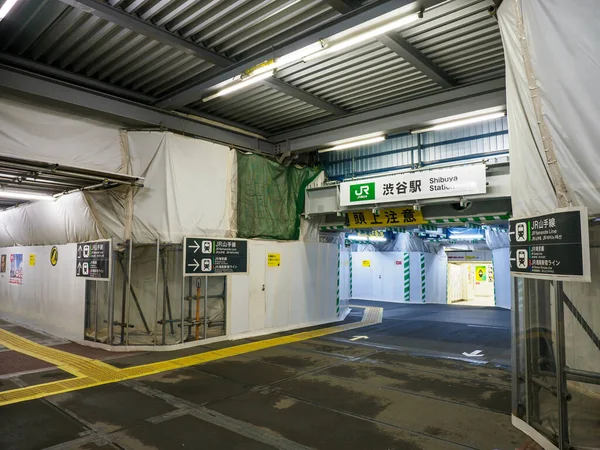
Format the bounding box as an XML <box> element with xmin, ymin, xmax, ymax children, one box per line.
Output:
<box><xmin>0</xmin><ymin>193</ymin><xmax>103</xmax><ymax>246</ymax></box>
<box><xmin>87</xmin><ymin>131</ymin><xmax>234</xmax><ymax>243</ymax></box>
<box><xmin>0</xmin><ymin>97</ymin><xmax>124</xmax><ymax>173</ymax></box>
<box><xmin>498</xmin><ymin>0</ymin><xmax>600</xmax><ymax>217</ymax></box>
<box><xmin>499</xmin><ymin>0</ymin><xmax>600</xmax><ymax>438</ymax></box>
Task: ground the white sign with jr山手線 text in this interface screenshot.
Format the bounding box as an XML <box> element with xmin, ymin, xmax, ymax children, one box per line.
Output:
<box><xmin>339</xmin><ymin>164</ymin><xmax>487</xmax><ymax>207</ymax></box>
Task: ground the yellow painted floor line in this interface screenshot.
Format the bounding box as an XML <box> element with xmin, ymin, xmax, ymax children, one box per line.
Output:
<box><xmin>0</xmin><ymin>306</ymin><xmax>382</xmax><ymax>407</ymax></box>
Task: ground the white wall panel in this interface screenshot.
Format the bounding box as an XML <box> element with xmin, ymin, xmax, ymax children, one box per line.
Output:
<box><xmin>0</xmin><ymin>243</ymin><xmax>85</xmax><ymax>341</ymax></box>
<box><xmin>410</xmin><ymin>254</ymin><xmax>423</xmax><ymax>302</ymax></box>
<box><xmin>425</xmin><ymin>251</ymin><xmax>447</xmax><ymax>304</ymax></box>
<box><xmin>351</xmin><ymin>251</ymin><xmax>409</xmax><ymax>302</ymax></box>
<box><xmin>492</xmin><ymin>248</ymin><xmax>511</xmax><ymax>309</ymax></box>
<box><xmin>228</xmin><ymin>240</ymin><xmax>342</xmax><ymax>338</ymax></box>
<box><xmin>339</xmin><ymin>245</ymin><xmax>351</xmax><ymax>311</ymax></box>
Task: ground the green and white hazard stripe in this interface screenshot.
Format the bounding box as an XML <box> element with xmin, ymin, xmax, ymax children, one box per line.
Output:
<box><xmin>420</xmin><ymin>253</ymin><xmax>426</xmax><ymax>302</ymax></box>
<box><xmin>404</xmin><ymin>253</ymin><xmax>410</xmax><ymax>302</ymax></box>
<box><xmin>427</xmin><ymin>214</ymin><xmax>511</xmax><ymax>224</ymax></box>
<box><xmin>349</xmin><ymin>252</ymin><xmax>353</xmax><ymax>298</ymax></box>
<box><xmin>336</xmin><ymin>243</ymin><xmax>340</xmax><ymax>316</ymax></box>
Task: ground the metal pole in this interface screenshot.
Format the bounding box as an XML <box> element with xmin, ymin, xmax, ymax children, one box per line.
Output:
<box><xmin>511</xmin><ymin>276</ymin><xmax>521</xmax><ymax>417</ymax></box>
<box><xmin>564</xmin><ymin>367</ymin><xmax>600</xmax><ymax>386</ymax></box>
<box><xmin>154</xmin><ymin>238</ymin><xmax>160</xmax><ymax>346</ymax></box>
<box><xmin>417</xmin><ymin>134</ymin><xmax>422</xmax><ymax>167</ymax></box>
<box><xmin>120</xmin><ymin>250</ymin><xmax>127</xmax><ymax>345</ymax></box>
<box><xmin>94</xmin><ymin>281</ymin><xmax>99</xmax><ymax>343</ymax></box>
<box><xmin>125</xmin><ymin>239</ymin><xmax>133</xmax><ymax>345</ymax></box>
<box><xmin>204</xmin><ymin>276</ymin><xmax>208</xmax><ymax>339</ymax></box>
<box><xmin>180</xmin><ymin>248</ymin><xmax>185</xmax><ymax>344</ymax></box>
<box><xmin>554</xmin><ymin>281</ymin><xmax>570</xmax><ymax>448</ymax></box>
<box><xmin>195</xmin><ymin>278</ymin><xmax>201</xmax><ymax>340</ymax></box>
<box><xmin>107</xmin><ymin>243</ymin><xmax>116</xmax><ymax>345</ymax></box>
<box><xmin>522</xmin><ymin>278</ymin><xmax>532</xmax><ymax>423</ymax></box>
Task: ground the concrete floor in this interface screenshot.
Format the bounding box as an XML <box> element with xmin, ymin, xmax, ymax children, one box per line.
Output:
<box><xmin>0</xmin><ymin>303</ymin><xmax>526</xmax><ymax>450</ymax></box>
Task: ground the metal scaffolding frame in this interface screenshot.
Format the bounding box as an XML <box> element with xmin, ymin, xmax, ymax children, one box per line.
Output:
<box><xmin>515</xmin><ymin>278</ymin><xmax>600</xmax><ymax>450</ymax></box>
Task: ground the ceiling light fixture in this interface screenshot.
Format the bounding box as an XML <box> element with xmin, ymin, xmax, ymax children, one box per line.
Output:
<box><xmin>0</xmin><ymin>0</ymin><xmax>20</xmax><ymax>20</ymax></box>
<box><xmin>410</xmin><ymin>112</ymin><xmax>506</xmax><ymax>134</ymax></box>
<box><xmin>0</xmin><ymin>190</ymin><xmax>54</xmax><ymax>201</ymax></box>
<box><xmin>318</xmin><ymin>136</ymin><xmax>386</xmax><ymax>153</ymax></box>
<box><xmin>202</xmin><ymin>71</ymin><xmax>274</xmax><ymax>102</ymax></box>
<box><xmin>304</xmin><ymin>12</ymin><xmax>421</xmax><ymax>62</ymax></box>
<box><xmin>201</xmin><ymin>9</ymin><xmax>421</xmax><ymax>101</ymax></box>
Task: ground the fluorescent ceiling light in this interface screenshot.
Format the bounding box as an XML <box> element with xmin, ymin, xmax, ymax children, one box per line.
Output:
<box><xmin>275</xmin><ymin>42</ymin><xmax>325</xmax><ymax>67</ymax></box>
<box><xmin>0</xmin><ymin>191</ymin><xmax>54</xmax><ymax>201</ymax></box>
<box><xmin>328</xmin><ymin>132</ymin><xmax>385</xmax><ymax>147</ymax></box>
<box><xmin>319</xmin><ymin>136</ymin><xmax>386</xmax><ymax>153</ymax></box>
<box><xmin>304</xmin><ymin>12</ymin><xmax>420</xmax><ymax>62</ymax></box>
<box><xmin>202</xmin><ymin>71</ymin><xmax>274</xmax><ymax>102</ymax></box>
<box><xmin>411</xmin><ymin>112</ymin><xmax>506</xmax><ymax>134</ymax></box>
<box><xmin>347</xmin><ymin>235</ymin><xmax>387</xmax><ymax>242</ymax></box>
<box><xmin>0</xmin><ymin>0</ymin><xmax>20</xmax><ymax>20</ymax></box>
<box><xmin>201</xmin><ymin>10</ymin><xmax>420</xmax><ymax>99</ymax></box>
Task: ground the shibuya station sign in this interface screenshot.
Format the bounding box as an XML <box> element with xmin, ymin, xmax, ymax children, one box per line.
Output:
<box><xmin>339</xmin><ymin>164</ymin><xmax>487</xmax><ymax>207</ymax></box>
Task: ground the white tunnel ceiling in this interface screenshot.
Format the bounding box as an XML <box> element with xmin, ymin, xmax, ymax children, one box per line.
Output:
<box><xmin>0</xmin><ymin>0</ymin><xmax>504</xmax><ymax>140</ymax></box>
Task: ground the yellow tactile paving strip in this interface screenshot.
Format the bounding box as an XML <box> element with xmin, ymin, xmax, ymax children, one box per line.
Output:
<box><xmin>0</xmin><ymin>306</ymin><xmax>381</xmax><ymax>407</ymax></box>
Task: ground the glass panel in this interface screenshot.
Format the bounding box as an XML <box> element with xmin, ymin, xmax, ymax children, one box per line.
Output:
<box><xmin>125</xmin><ymin>243</ymin><xmax>159</xmax><ymax>345</ymax></box>
<box><xmin>83</xmin><ymin>279</ymin><xmax>110</xmax><ymax>343</ymax></box>
<box><xmin>156</xmin><ymin>245</ymin><xmax>184</xmax><ymax>346</ymax></box>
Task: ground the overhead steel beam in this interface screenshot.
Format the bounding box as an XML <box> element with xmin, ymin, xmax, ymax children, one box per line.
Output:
<box><xmin>377</xmin><ymin>33</ymin><xmax>455</xmax><ymax>88</ymax></box>
<box><xmin>60</xmin><ymin>0</ymin><xmax>232</xmax><ymax>67</ymax></box>
<box><xmin>0</xmin><ymin>52</ymin><xmax>269</xmax><ymax>137</ymax></box>
<box><xmin>0</xmin><ymin>65</ymin><xmax>274</xmax><ymax>153</ymax></box>
<box><xmin>265</xmin><ymin>78</ymin><xmax>348</xmax><ymax>116</ymax></box>
<box><xmin>271</xmin><ymin>78</ymin><xmax>506</xmax><ymax>152</ymax></box>
<box><xmin>155</xmin><ymin>0</ymin><xmax>445</xmax><ymax>109</ymax></box>
<box><xmin>0</xmin><ymin>52</ymin><xmax>155</xmax><ymax>104</ymax></box>
<box><xmin>322</xmin><ymin>0</ymin><xmax>362</xmax><ymax>14</ymax></box>
<box><xmin>59</xmin><ymin>0</ymin><xmax>348</xmax><ymax>117</ymax></box>
<box><xmin>323</xmin><ymin>0</ymin><xmax>456</xmax><ymax>88</ymax></box>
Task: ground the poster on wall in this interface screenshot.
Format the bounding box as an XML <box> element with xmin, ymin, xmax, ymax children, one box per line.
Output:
<box><xmin>475</xmin><ymin>265</ymin><xmax>487</xmax><ymax>282</ymax></box>
<box><xmin>9</xmin><ymin>254</ymin><xmax>23</xmax><ymax>285</ymax></box>
<box><xmin>0</xmin><ymin>254</ymin><xmax>5</xmax><ymax>273</ymax></box>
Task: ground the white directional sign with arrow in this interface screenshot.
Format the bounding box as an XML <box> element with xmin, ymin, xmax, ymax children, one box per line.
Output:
<box><xmin>183</xmin><ymin>237</ymin><xmax>247</xmax><ymax>276</ymax></box>
<box><xmin>349</xmin><ymin>336</ymin><xmax>369</xmax><ymax>341</ymax></box>
<box><xmin>76</xmin><ymin>239</ymin><xmax>111</xmax><ymax>280</ymax></box>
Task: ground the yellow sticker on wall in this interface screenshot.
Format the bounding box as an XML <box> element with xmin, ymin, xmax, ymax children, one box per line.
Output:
<box><xmin>475</xmin><ymin>265</ymin><xmax>487</xmax><ymax>282</ymax></box>
<box><xmin>267</xmin><ymin>253</ymin><xmax>281</xmax><ymax>267</ymax></box>
<box><xmin>50</xmin><ymin>247</ymin><xmax>58</xmax><ymax>266</ymax></box>
<box><xmin>29</xmin><ymin>254</ymin><xmax>36</xmax><ymax>266</ymax></box>
<box><xmin>362</xmin><ymin>260</ymin><xmax>371</xmax><ymax>267</ymax></box>
<box><xmin>349</xmin><ymin>207</ymin><xmax>426</xmax><ymax>228</ymax></box>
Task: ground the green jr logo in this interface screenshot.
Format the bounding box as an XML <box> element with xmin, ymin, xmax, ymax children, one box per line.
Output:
<box><xmin>350</xmin><ymin>182</ymin><xmax>375</xmax><ymax>202</ymax></box>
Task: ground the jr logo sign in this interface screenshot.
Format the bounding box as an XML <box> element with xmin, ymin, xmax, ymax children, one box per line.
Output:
<box><xmin>350</xmin><ymin>182</ymin><xmax>375</xmax><ymax>202</ymax></box>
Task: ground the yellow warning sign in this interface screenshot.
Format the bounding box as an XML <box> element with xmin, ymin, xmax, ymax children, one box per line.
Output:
<box><xmin>349</xmin><ymin>207</ymin><xmax>426</xmax><ymax>229</ymax></box>
<box><xmin>362</xmin><ymin>260</ymin><xmax>371</xmax><ymax>267</ymax></box>
<box><xmin>475</xmin><ymin>265</ymin><xmax>487</xmax><ymax>282</ymax></box>
<box><xmin>50</xmin><ymin>247</ymin><xmax>58</xmax><ymax>267</ymax></box>
<box><xmin>267</xmin><ymin>253</ymin><xmax>281</xmax><ymax>267</ymax></box>
<box><xmin>29</xmin><ymin>254</ymin><xmax>36</xmax><ymax>267</ymax></box>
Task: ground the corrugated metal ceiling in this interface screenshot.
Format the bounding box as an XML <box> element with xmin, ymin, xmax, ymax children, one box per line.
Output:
<box><xmin>0</xmin><ymin>0</ymin><xmax>505</xmax><ymax>137</ymax></box>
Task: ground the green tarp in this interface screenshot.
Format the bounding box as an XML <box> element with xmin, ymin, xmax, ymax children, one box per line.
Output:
<box><xmin>236</xmin><ymin>152</ymin><xmax>320</xmax><ymax>240</ymax></box>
